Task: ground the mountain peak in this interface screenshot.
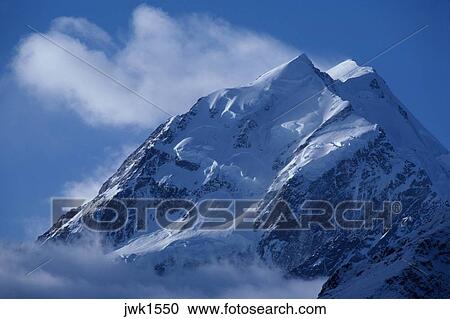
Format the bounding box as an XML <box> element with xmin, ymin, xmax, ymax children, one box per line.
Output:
<box><xmin>255</xmin><ymin>53</ymin><xmax>318</xmax><ymax>84</ymax></box>
<box><xmin>40</xmin><ymin>53</ymin><xmax>450</xmax><ymax>298</ymax></box>
<box><xmin>287</xmin><ymin>53</ymin><xmax>314</xmax><ymax>67</ymax></box>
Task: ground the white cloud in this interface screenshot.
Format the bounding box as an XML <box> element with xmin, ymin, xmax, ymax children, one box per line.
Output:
<box><xmin>0</xmin><ymin>242</ymin><xmax>326</xmax><ymax>298</ymax></box>
<box><xmin>50</xmin><ymin>17</ymin><xmax>113</xmax><ymax>46</ymax></box>
<box><xmin>63</xmin><ymin>176</ymin><xmax>105</xmax><ymax>201</ymax></box>
<box><xmin>13</xmin><ymin>5</ymin><xmax>298</xmax><ymax>128</ymax></box>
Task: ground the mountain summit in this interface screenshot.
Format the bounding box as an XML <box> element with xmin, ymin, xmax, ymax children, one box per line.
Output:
<box><xmin>39</xmin><ymin>54</ymin><xmax>450</xmax><ymax>298</ymax></box>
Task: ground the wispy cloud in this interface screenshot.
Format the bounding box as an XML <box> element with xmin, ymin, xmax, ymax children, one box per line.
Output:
<box><xmin>13</xmin><ymin>5</ymin><xmax>298</xmax><ymax>128</ymax></box>
<box><xmin>0</xmin><ymin>242</ymin><xmax>325</xmax><ymax>298</ymax></box>
<box><xmin>50</xmin><ymin>17</ymin><xmax>113</xmax><ymax>46</ymax></box>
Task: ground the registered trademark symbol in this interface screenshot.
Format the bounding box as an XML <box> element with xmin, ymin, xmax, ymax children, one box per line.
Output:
<box><xmin>392</xmin><ymin>201</ymin><xmax>402</xmax><ymax>214</ymax></box>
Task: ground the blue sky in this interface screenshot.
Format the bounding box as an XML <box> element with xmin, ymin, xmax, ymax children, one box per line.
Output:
<box><xmin>0</xmin><ymin>0</ymin><xmax>449</xmax><ymax>241</ymax></box>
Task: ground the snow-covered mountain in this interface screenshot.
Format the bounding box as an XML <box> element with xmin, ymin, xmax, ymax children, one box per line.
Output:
<box><xmin>39</xmin><ymin>54</ymin><xmax>450</xmax><ymax>298</ymax></box>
